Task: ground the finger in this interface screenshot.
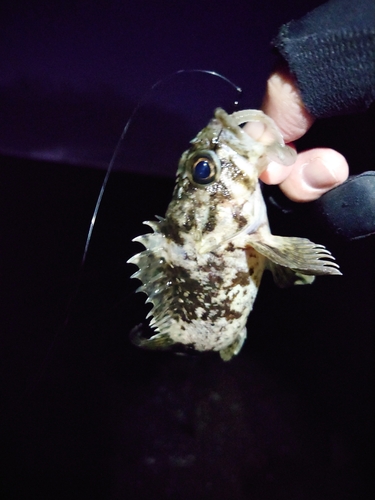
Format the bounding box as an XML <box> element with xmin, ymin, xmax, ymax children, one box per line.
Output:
<box><xmin>259</xmin><ymin>142</ymin><xmax>296</xmax><ymax>185</ymax></box>
<box><xmin>278</xmin><ymin>148</ymin><xmax>349</xmax><ymax>202</ymax></box>
<box><xmin>262</xmin><ymin>70</ymin><xmax>315</xmax><ymax>143</ymax></box>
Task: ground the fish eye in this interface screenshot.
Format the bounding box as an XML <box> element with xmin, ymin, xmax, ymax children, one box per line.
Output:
<box><xmin>193</xmin><ymin>158</ymin><xmax>214</xmax><ymax>183</ymax></box>
<box><xmin>188</xmin><ymin>150</ymin><xmax>221</xmax><ymax>186</ymax></box>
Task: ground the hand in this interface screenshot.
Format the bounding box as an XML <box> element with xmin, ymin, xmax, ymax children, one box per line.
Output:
<box><xmin>246</xmin><ymin>68</ymin><xmax>349</xmax><ymax>202</ymax></box>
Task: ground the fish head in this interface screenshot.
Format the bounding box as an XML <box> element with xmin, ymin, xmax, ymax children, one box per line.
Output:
<box><xmin>165</xmin><ymin>108</ymin><xmax>294</xmax><ymax>253</ymax></box>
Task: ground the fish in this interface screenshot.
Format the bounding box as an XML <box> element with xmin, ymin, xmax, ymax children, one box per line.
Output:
<box><xmin>127</xmin><ymin>108</ymin><xmax>341</xmax><ymax>361</ymax></box>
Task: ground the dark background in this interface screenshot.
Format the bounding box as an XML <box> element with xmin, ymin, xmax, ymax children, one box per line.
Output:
<box><xmin>0</xmin><ymin>0</ymin><xmax>324</xmax><ymax>172</ymax></box>
<box><xmin>0</xmin><ymin>1</ymin><xmax>374</xmax><ymax>499</ymax></box>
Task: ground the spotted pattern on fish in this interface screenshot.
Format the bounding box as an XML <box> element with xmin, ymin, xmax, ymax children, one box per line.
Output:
<box><xmin>128</xmin><ymin>108</ymin><xmax>341</xmax><ymax>360</ymax></box>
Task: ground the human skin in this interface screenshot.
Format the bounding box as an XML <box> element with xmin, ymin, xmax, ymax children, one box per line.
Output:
<box><xmin>245</xmin><ymin>68</ymin><xmax>349</xmax><ymax>202</ymax></box>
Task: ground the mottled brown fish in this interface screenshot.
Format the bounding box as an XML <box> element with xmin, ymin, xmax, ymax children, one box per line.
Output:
<box><xmin>128</xmin><ymin>108</ymin><xmax>341</xmax><ymax>360</ymax></box>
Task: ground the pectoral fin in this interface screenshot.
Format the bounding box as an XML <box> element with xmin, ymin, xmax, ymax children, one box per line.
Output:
<box><xmin>246</xmin><ymin>233</ymin><xmax>341</xmax><ymax>276</ymax></box>
<box><xmin>266</xmin><ymin>261</ymin><xmax>315</xmax><ymax>288</ymax></box>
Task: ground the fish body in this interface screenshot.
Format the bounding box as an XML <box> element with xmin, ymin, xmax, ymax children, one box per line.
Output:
<box><xmin>128</xmin><ymin>109</ymin><xmax>340</xmax><ymax>360</ymax></box>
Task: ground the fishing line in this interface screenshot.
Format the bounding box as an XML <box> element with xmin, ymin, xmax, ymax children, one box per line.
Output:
<box><xmin>63</xmin><ymin>69</ymin><xmax>241</xmax><ymax>326</ymax></box>
<box><xmin>81</xmin><ymin>70</ymin><xmax>241</xmax><ymax>271</ymax></box>
<box><xmin>7</xmin><ymin>69</ymin><xmax>241</xmax><ymax>415</ymax></box>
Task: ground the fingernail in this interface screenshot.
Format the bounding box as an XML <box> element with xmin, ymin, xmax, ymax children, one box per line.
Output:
<box><xmin>302</xmin><ymin>157</ymin><xmax>338</xmax><ymax>189</ymax></box>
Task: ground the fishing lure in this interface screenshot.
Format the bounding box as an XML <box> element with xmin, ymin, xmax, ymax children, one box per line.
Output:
<box><xmin>128</xmin><ymin>108</ymin><xmax>340</xmax><ymax>360</ymax></box>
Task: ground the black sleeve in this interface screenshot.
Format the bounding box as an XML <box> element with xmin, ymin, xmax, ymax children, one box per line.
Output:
<box><xmin>273</xmin><ymin>0</ymin><xmax>375</xmax><ymax>118</ymax></box>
